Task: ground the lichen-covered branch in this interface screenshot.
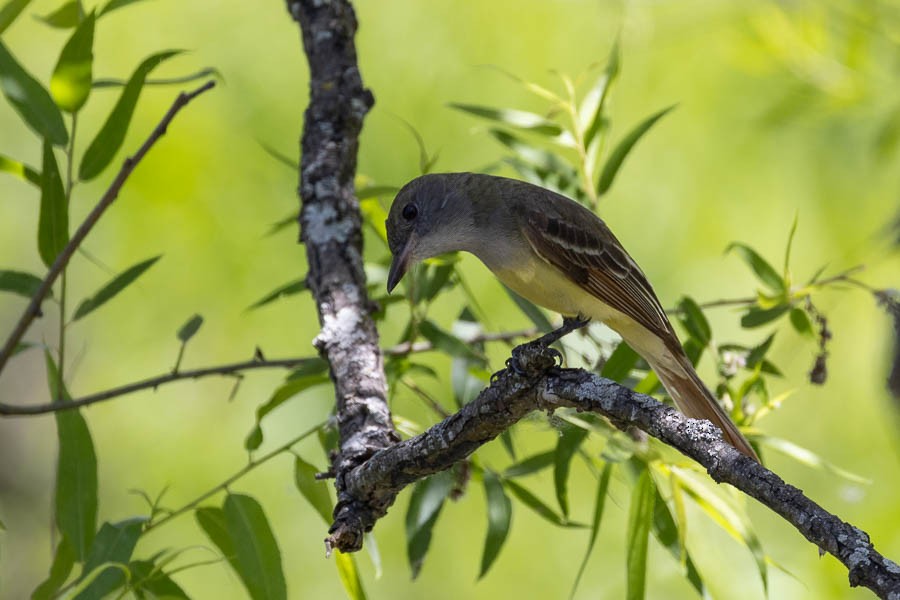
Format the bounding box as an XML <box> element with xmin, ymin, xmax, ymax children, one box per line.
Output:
<box><xmin>286</xmin><ymin>0</ymin><xmax>399</xmax><ymax>554</ymax></box>
<box><xmin>328</xmin><ymin>339</ymin><xmax>900</xmax><ymax>599</ymax></box>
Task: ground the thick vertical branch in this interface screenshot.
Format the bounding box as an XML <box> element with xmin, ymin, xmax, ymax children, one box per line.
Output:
<box><xmin>286</xmin><ymin>0</ymin><xmax>398</xmax><ymax>552</ymax></box>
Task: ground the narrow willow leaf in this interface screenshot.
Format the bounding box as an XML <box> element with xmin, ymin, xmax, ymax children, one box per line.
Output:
<box><xmin>73</xmin><ymin>518</ymin><xmax>145</xmax><ymax>600</ymax></box>
<box><xmin>223</xmin><ymin>494</ymin><xmax>287</xmax><ymax>600</ymax></box>
<box><xmin>35</xmin><ymin>1</ymin><xmax>81</xmax><ymax>28</ymax></box>
<box><xmin>783</xmin><ymin>212</ymin><xmax>799</xmax><ymax>279</ymax></box>
<box><xmin>727</xmin><ymin>243</ymin><xmax>785</xmax><ymax>293</ymax></box>
<box><xmin>625</xmin><ymin>470</ymin><xmax>656</xmax><ymax>600</ymax></box>
<box><xmin>65</xmin><ymin>563</ymin><xmax>130</xmax><ymax>598</ymax></box>
<box><xmin>93</xmin><ymin>66</ymin><xmax>222</xmax><ymax>89</ymax></box>
<box><xmin>0</xmin><ymin>269</ymin><xmax>45</xmax><ymax>298</ymax></box>
<box><xmin>31</xmin><ymin>537</ymin><xmax>75</xmax><ymax>600</ymax></box>
<box><xmin>449</xmin><ymin>102</ymin><xmax>562</xmax><ymax>136</ymax></box>
<box><xmin>789</xmin><ymin>307</ymin><xmax>813</xmax><ymax>337</ymax></box>
<box><xmin>128</xmin><ymin>559</ymin><xmax>189</xmax><ymax>599</ymax></box>
<box><xmin>176</xmin><ymin>313</ymin><xmax>203</xmax><ymax>342</ymax></box>
<box><xmin>489</xmin><ymin>128</ymin><xmax>567</xmax><ymax>171</ymax></box>
<box><xmin>247</xmin><ymin>278</ymin><xmax>307</xmax><ymax>310</ymax></box>
<box><xmin>73</xmin><ymin>255</ymin><xmax>160</xmax><ymax>320</ymax></box>
<box><xmin>418</xmin><ymin>320</ymin><xmax>482</xmax><ymax>362</ymax></box>
<box><xmin>677</xmin><ymin>296</ymin><xmax>711</xmax><ymax>346</ymax></box>
<box><xmin>554</xmin><ymin>425</ymin><xmax>588</xmax><ymax>518</ymax></box>
<box><xmin>479</xmin><ymin>470</ymin><xmax>512</xmax><ymax>579</ymax></box>
<box><xmin>503</xmin><ymin>451</ymin><xmax>555</xmax><ymax>478</ymax></box>
<box><xmin>46</xmin><ymin>352</ymin><xmax>98</xmax><ymax>561</ymax></box>
<box><xmin>648</xmin><ymin>478</ymin><xmax>706</xmax><ymax>597</ymax></box>
<box><xmin>98</xmin><ymin>0</ymin><xmax>150</xmax><ymax>17</ymax></box>
<box><xmin>757</xmin><ymin>435</ymin><xmax>870</xmax><ymax>484</ymax></box>
<box><xmin>334</xmin><ymin>550</ymin><xmax>367</xmax><ymax>600</ymax></box>
<box><xmin>746</xmin><ymin>334</ymin><xmax>776</xmax><ymax>369</ymax></box>
<box><xmin>571</xmin><ymin>463</ymin><xmax>613</xmax><ymax>599</ymax></box>
<box><xmin>0</xmin><ymin>153</ymin><xmax>40</xmax><ymax>184</ymax></box>
<box><xmin>503</xmin><ymin>286</ymin><xmax>553</xmax><ymax>332</ymax></box>
<box><xmin>79</xmin><ymin>50</ymin><xmax>180</xmax><ymax>180</ymax></box>
<box><xmin>294</xmin><ymin>456</ymin><xmax>333</xmax><ymax>524</ymax></box>
<box><xmin>0</xmin><ymin>0</ymin><xmax>32</xmax><ymax>34</ymax></box>
<box><xmin>50</xmin><ymin>12</ymin><xmax>94</xmax><ymax>113</ymax></box>
<box><xmin>503</xmin><ymin>479</ymin><xmax>579</xmax><ymax>528</ymax></box>
<box><xmin>601</xmin><ymin>342</ymin><xmax>640</xmax><ymax>382</ymax></box>
<box><xmin>244</xmin><ymin>374</ymin><xmax>330</xmax><ymax>451</ymax></box>
<box><xmin>258</xmin><ymin>142</ymin><xmax>296</xmax><ymax>170</ymax></box>
<box><xmin>406</xmin><ymin>471</ymin><xmax>454</xmax><ymax>579</ymax></box>
<box><xmin>581</xmin><ymin>40</ymin><xmax>620</xmax><ymax>147</ymax></box>
<box><xmin>38</xmin><ymin>141</ymin><xmax>68</xmax><ymax>267</ymax></box>
<box><xmin>0</xmin><ymin>41</ymin><xmax>68</xmax><ymax>145</ymax></box>
<box><xmin>740</xmin><ymin>305</ymin><xmax>789</xmax><ymax>329</ymax></box>
<box><xmin>597</xmin><ymin>105</ymin><xmax>673</xmax><ymax>196</ymax></box>
<box><xmin>196</xmin><ymin>507</ymin><xmax>239</xmax><ymax>572</ymax></box>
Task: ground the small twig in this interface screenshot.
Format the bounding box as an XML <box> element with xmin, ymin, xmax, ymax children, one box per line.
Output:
<box><xmin>0</xmin><ymin>80</ymin><xmax>216</xmax><ymax>379</ymax></box>
<box><xmin>143</xmin><ymin>420</ymin><xmax>323</xmax><ymax>535</ymax></box>
<box><xmin>0</xmin><ymin>328</ymin><xmax>534</xmax><ymax>417</ymax></box>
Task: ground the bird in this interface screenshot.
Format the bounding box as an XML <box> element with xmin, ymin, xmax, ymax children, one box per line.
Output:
<box><xmin>383</xmin><ymin>172</ymin><xmax>759</xmax><ymax>461</ymax></box>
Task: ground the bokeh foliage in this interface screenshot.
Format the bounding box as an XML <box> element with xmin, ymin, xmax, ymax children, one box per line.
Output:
<box><xmin>0</xmin><ymin>1</ymin><xmax>898</xmax><ymax>599</ymax></box>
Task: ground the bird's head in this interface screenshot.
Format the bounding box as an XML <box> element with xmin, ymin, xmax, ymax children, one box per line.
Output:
<box><xmin>385</xmin><ymin>173</ymin><xmax>477</xmax><ymax>292</ymax></box>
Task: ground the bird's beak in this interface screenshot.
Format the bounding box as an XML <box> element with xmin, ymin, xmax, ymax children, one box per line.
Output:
<box><xmin>387</xmin><ymin>235</ymin><xmax>416</xmax><ymax>293</ymax></box>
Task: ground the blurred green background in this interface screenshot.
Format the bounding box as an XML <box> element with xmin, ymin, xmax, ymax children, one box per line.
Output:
<box><xmin>1</xmin><ymin>0</ymin><xmax>899</xmax><ymax>598</ymax></box>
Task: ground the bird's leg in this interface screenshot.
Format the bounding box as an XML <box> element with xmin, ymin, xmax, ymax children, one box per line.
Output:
<box><xmin>503</xmin><ymin>316</ymin><xmax>591</xmax><ymax>378</ymax></box>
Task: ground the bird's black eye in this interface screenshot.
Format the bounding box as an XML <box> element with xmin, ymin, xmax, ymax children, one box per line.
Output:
<box><xmin>402</xmin><ymin>203</ymin><xmax>418</xmax><ymax>221</ymax></box>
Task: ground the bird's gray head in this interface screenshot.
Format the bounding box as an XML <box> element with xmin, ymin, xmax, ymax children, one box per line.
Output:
<box><xmin>385</xmin><ymin>173</ymin><xmax>477</xmax><ymax>292</ymax></box>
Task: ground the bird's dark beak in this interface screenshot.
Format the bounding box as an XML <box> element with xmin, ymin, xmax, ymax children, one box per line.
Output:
<box><xmin>387</xmin><ymin>235</ymin><xmax>416</xmax><ymax>293</ymax></box>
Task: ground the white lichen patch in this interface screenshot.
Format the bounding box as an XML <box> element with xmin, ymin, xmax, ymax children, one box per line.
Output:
<box><xmin>305</xmin><ymin>202</ymin><xmax>353</xmax><ymax>244</ymax></box>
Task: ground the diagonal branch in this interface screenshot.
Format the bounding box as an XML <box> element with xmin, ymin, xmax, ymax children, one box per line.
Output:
<box><xmin>0</xmin><ymin>80</ymin><xmax>216</xmax><ymax>379</ymax></box>
<box><xmin>326</xmin><ymin>339</ymin><xmax>900</xmax><ymax>599</ymax></box>
<box><xmin>287</xmin><ymin>0</ymin><xmax>399</xmax><ymax>553</ymax></box>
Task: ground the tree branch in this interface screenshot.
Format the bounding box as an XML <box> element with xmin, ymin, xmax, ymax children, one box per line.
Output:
<box><xmin>326</xmin><ymin>339</ymin><xmax>900</xmax><ymax>599</ymax></box>
<box><xmin>287</xmin><ymin>0</ymin><xmax>398</xmax><ymax>553</ymax></box>
<box><xmin>0</xmin><ymin>81</ymin><xmax>216</xmax><ymax>378</ymax></box>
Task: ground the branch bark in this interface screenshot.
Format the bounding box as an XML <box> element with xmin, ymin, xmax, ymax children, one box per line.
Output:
<box><xmin>287</xmin><ymin>0</ymin><xmax>399</xmax><ymax>553</ymax></box>
<box><xmin>327</xmin><ymin>339</ymin><xmax>900</xmax><ymax>599</ymax></box>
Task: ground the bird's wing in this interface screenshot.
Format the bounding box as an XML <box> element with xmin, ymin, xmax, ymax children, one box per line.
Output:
<box><xmin>518</xmin><ymin>202</ymin><xmax>675</xmax><ymax>342</ymax></box>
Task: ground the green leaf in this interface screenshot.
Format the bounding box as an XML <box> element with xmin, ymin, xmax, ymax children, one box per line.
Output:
<box><xmin>0</xmin><ymin>41</ymin><xmax>68</xmax><ymax>145</ymax></box>
<box><xmin>73</xmin><ymin>518</ymin><xmax>144</xmax><ymax>600</ymax></box>
<box><xmin>503</xmin><ymin>286</ymin><xmax>553</xmax><ymax>332</ymax></box>
<box><xmin>503</xmin><ymin>479</ymin><xmax>580</xmax><ymax>528</ymax></box>
<box><xmin>98</xmin><ymin>0</ymin><xmax>150</xmax><ymax>17</ymax></box>
<box><xmin>580</xmin><ymin>40</ymin><xmax>620</xmax><ymax>147</ymax></box>
<box><xmin>73</xmin><ymin>255</ymin><xmax>160</xmax><ymax>320</ymax></box>
<box><xmin>176</xmin><ymin>313</ymin><xmax>203</xmax><ymax>343</ymax></box>
<box><xmin>648</xmin><ymin>477</ymin><xmax>707</xmax><ymax>597</ymax></box>
<box><xmin>741</xmin><ymin>305</ymin><xmax>789</xmax><ymax>328</ymax></box>
<box><xmin>746</xmin><ymin>334</ymin><xmax>776</xmax><ymax>369</ymax></box>
<box><xmin>554</xmin><ymin>424</ymin><xmax>588</xmax><ymax>518</ymax></box>
<box><xmin>0</xmin><ymin>269</ymin><xmax>45</xmax><ymax>298</ymax></box>
<box><xmin>479</xmin><ymin>470</ymin><xmax>512</xmax><ymax>579</ymax></box>
<box><xmin>727</xmin><ymin>243</ymin><xmax>785</xmax><ymax>293</ymax></box>
<box><xmin>0</xmin><ymin>152</ymin><xmax>40</xmax><ymax>184</ymax></box>
<box><xmin>93</xmin><ymin>66</ymin><xmax>222</xmax><ymax>89</ymax></box>
<box><xmin>79</xmin><ymin>50</ymin><xmax>180</xmax><ymax>180</ymax></box>
<box><xmin>789</xmin><ymin>307</ymin><xmax>814</xmax><ymax>337</ymax></box>
<box><xmin>784</xmin><ymin>213</ymin><xmax>799</xmax><ymax>279</ymax></box>
<box><xmin>247</xmin><ymin>278</ymin><xmax>307</xmax><ymax>310</ymax></box>
<box><xmin>625</xmin><ymin>470</ymin><xmax>656</xmax><ymax>600</ymax></box>
<box><xmin>31</xmin><ymin>536</ymin><xmax>75</xmax><ymax>600</ymax></box>
<box><xmin>597</xmin><ymin>105</ymin><xmax>673</xmax><ymax>196</ymax></box>
<box><xmin>449</xmin><ymin>102</ymin><xmax>562</xmax><ymax>136</ymax></box>
<box><xmin>128</xmin><ymin>559</ymin><xmax>189</xmax><ymax>599</ymax></box>
<box><xmin>503</xmin><ymin>451</ymin><xmax>555</xmax><ymax>478</ymax></box>
<box><xmin>196</xmin><ymin>507</ymin><xmax>238</xmax><ymax>572</ymax></box>
<box><xmin>0</xmin><ymin>0</ymin><xmax>32</xmax><ymax>34</ymax></box>
<box><xmin>334</xmin><ymin>550</ymin><xmax>367</xmax><ymax>600</ymax></box>
<box><xmin>757</xmin><ymin>435</ymin><xmax>870</xmax><ymax>484</ymax></box>
<box><xmin>223</xmin><ymin>494</ymin><xmax>287</xmax><ymax>600</ymax></box>
<box><xmin>47</xmin><ymin>352</ymin><xmax>98</xmax><ymax>561</ymax></box>
<box><xmin>418</xmin><ymin>320</ymin><xmax>482</xmax><ymax>362</ymax></box>
<box><xmin>405</xmin><ymin>471</ymin><xmax>454</xmax><ymax>579</ymax></box>
<box><xmin>294</xmin><ymin>456</ymin><xmax>333</xmax><ymax>524</ymax></box>
<box><xmin>677</xmin><ymin>296</ymin><xmax>711</xmax><ymax>346</ymax></box>
<box><xmin>35</xmin><ymin>1</ymin><xmax>81</xmax><ymax>28</ymax></box>
<box><xmin>601</xmin><ymin>342</ymin><xmax>640</xmax><ymax>382</ymax></box>
<box><xmin>413</xmin><ymin>263</ymin><xmax>455</xmax><ymax>304</ymax></box>
<box><xmin>50</xmin><ymin>11</ymin><xmax>94</xmax><ymax>113</ymax></box>
<box><xmin>244</xmin><ymin>372</ymin><xmax>330</xmax><ymax>451</ymax></box>
<box><xmin>571</xmin><ymin>463</ymin><xmax>613</xmax><ymax>599</ymax></box>
<box><xmin>38</xmin><ymin>141</ymin><xmax>68</xmax><ymax>267</ymax></box>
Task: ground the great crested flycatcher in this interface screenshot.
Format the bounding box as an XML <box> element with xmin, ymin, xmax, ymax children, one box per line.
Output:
<box><xmin>384</xmin><ymin>172</ymin><xmax>758</xmax><ymax>461</ymax></box>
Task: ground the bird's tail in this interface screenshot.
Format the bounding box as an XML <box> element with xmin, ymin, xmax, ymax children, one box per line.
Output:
<box><xmin>646</xmin><ymin>347</ymin><xmax>759</xmax><ymax>462</ymax></box>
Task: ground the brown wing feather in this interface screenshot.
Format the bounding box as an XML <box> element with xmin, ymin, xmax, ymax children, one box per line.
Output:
<box><xmin>517</xmin><ymin>202</ymin><xmax>676</xmax><ymax>343</ymax></box>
